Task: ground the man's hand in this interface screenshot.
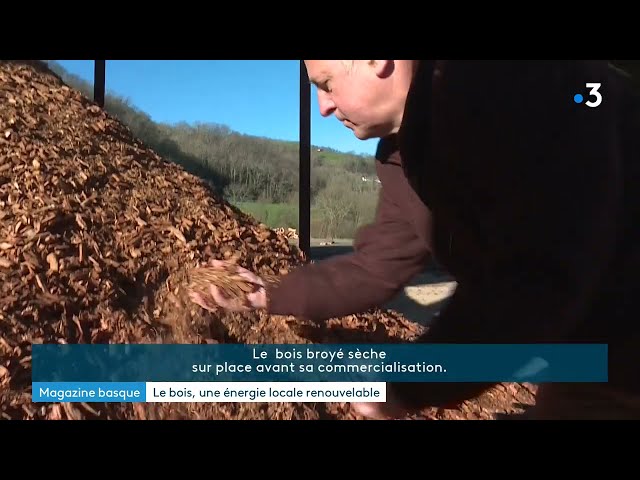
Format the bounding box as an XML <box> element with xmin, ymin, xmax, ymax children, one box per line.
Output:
<box><xmin>187</xmin><ymin>259</ymin><xmax>267</xmax><ymax>313</ymax></box>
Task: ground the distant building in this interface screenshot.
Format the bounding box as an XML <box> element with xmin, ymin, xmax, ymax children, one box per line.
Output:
<box><xmin>361</xmin><ymin>175</ymin><xmax>382</xmax><ymax>185</ymax></box>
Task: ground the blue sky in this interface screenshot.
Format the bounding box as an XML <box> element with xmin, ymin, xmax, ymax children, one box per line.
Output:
<box><xmin>54</xmin><ymin>60</ymin><xmax>379</xmax><ymax>157</ymax></box>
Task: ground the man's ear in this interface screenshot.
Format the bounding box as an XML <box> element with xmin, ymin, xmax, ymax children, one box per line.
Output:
<box><xmin>370</xmin><ymin>60</ymin><xmax>394</xmax><ymax>79</ymax></box>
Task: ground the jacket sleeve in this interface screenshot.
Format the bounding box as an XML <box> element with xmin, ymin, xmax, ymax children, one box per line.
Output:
<box><xmin>266</xmin><ymin>151</ymin><xmax>432</xmax><ymax>322</ymax></box>
<box><xmin>390</xmin><ymin>61</ymin><xmax>627</xmax><ymax>409</ymax></box>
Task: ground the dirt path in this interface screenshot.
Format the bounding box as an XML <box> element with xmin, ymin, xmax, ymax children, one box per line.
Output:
<box><xmin>308</xmin><ymin>239</ymin><xmax>457</xmax><ymax>326</ymax></box>
<box><xmin>384</xmin><ymin>272</ymin><xmax>456</xmax><ymax>326</ymax></box>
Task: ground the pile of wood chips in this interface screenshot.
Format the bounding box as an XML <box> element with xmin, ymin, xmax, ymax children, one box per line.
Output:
<box><xmin>0</xmin><ymin>60</ymin><xmax>537</xmax><ymax>420</ymax></box>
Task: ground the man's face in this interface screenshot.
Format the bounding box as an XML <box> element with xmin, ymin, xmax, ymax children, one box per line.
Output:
<box><xmin>304</xmin><ymin>60</ymin><xmax>403</xmax><ymax>140</ymax></box>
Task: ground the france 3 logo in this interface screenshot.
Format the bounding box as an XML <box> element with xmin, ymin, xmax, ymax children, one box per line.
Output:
<box><xmin>574</xmin><ymin>83</ymin><xmax>602</xmax><ymax>107</ymax></box>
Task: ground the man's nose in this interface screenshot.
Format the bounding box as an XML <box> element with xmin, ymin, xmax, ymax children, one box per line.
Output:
<box><xmin>317</xmin><ymin>91</ymin><xmax>336</xmax><ymax>117</ymax></box>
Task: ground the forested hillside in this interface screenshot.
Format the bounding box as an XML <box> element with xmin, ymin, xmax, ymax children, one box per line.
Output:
<box><xmin>45</xmin><ymin>60</ymin><xmax>380</xmax><ymax>239</ymax></box>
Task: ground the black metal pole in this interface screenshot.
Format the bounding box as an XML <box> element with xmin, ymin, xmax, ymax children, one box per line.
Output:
<box><xmin>299</xmin><ymin>61</ymin><xmax>311</xmax><ymax>260</ymax></box>
<box><xmin>94</xmin><ymin>60</ymin><xmax>106</xmax><ymax>108</ymax></box>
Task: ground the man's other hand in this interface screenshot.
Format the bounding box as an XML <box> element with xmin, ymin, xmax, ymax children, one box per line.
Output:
<box><xmin>351</xmin><ymin>386</ymin><xmax>413</xmax><ymax>420</ymax></box>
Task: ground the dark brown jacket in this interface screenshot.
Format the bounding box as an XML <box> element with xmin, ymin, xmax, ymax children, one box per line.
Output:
<box><xmin>267</xmin><ymin>60</ymin><xmax>640</xmax><ymax>409</ymax></box>
<box><xmin>267</xmin><ymin>139</ymin><xmax>433</xmax><ymax>321</ymax></box>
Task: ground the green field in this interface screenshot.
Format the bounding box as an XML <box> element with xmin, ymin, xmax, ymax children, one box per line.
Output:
<box><xmin>315</xmin><ymin>151</ymin><xmax>345</xmax><ymax>166</ymax></box>
<box><xmin>234</xmin><ymin>202</ymin><xmax>299</xmax><ymax>229</ymax></box>
<box><xmin>234</xmin><ymin>197</ymin><xmax>377</xmax><ymax>239</ymax></box>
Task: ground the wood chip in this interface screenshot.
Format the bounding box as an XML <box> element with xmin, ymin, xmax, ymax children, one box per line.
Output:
<box><xmin>46</xmin><ymin>252</ymin><xmax>59</xmax><ymax>272</ymax></box>
<box><xmin>168</xmin><ymin>226</ymin><xmax>186</xmax><ymax>244</ymax></box>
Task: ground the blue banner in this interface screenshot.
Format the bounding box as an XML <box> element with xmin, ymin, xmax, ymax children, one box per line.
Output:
<box><xmin>31</xmin><ymin>344</ymin><xmax>608</xmax><ymax>383</ymax></box>
<box><xmin>32</xmin><ymin>382</ymin><xmax>146</xmax><ymax>402</ymax></box>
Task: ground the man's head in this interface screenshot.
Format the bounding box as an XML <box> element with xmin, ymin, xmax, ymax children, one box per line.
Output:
<box><xmin>304</xmin><ymin>60</ymin><xmax>417</xmax><ymax>140</ymax></box>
